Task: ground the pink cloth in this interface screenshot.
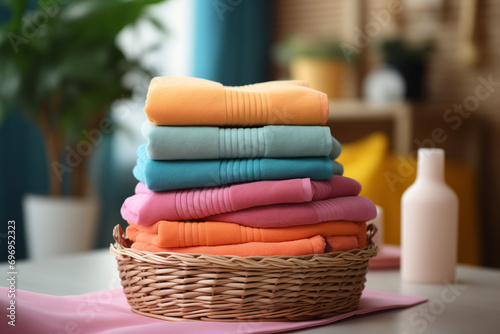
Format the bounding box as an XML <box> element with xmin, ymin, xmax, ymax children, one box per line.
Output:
<box><xmin>0</xmin><ymin>287</ymin><xmax>426</xmax><ymax>334</ymax></box>
<box><xmin>203</xmin><ymin>196</ymin><xmax>376</xmax><ymax>228</ymax></box>
<box><xmin>369</xmin><ymin>245</ymin><xmax>401</xmax><ymax>270</ymax></box>
<box><xmin>122</xmin><ymin>176</ymin><xmax>362</xmax><ymax>225</ymax></box>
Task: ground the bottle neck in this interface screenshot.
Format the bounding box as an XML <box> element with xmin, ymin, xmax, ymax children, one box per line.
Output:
<box><xmin>416</xmin><ymin>148</ymin><xmax>445</xmax><ymax>182</ymax></box>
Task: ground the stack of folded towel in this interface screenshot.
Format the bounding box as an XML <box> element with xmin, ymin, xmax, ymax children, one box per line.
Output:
<box><xmin>121</xmin><ymin>77</ymin><xmax>377</xmax><ymax>257</ymax></box>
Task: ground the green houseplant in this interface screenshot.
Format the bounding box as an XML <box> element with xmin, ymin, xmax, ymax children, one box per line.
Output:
<box><xmin>0</xmin><ymin>0</ymin><xmax>165</xmax><ymax>196</ymax></box>
<box><xmin>0</xmin><ymin>0</ymin><xmax>166</xmax><ymax>258</ymax></box>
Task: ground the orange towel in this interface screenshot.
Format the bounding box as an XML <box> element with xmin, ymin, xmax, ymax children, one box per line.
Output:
<box><xmin>235</xmin><ymin>80</ymin><xmax>309</xmax><ymax>88</ymax></box>
<box><xmin>130</xmin><ymin>235</ymin><xmax>326</xmax><ymax>256</ymax></box>
<box><xmin>326</xmin><ymin>236</ymin><xmax>360</xmax><ymax>252</ymax></box>
<box><xmin>144</xmin><ymin>77</ymin><xmax>329</xmax><ymax>126</ymax></box>
<box><xmin>126</xmin><ymin>220</ymin><xmax>366</xmax><ymax>248</ymax></box>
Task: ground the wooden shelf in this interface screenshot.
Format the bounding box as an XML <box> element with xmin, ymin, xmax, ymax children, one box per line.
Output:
<box><xmin>328</xmin><ymin>99</ymin><xmax>412</xmax><ymax>154</ymax></box>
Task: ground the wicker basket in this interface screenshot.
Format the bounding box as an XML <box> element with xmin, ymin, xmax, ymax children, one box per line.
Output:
<box><xmin>110</xmin><ymin>224</ymin><xmax>378</xmax><ymax>322</ymax></box>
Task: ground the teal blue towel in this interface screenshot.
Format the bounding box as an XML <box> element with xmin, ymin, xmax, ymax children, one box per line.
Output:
<box><xmin>142</xmin><ymin>123</ymin><xmax>342</xmax><ymax>160</ymax></box>
<box><xmin>133</xmin><ymin>144</ymin><xmax>343</xmax><ymax>191</ymax></box>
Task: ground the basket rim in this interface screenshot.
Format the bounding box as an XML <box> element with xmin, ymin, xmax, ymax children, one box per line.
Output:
<box><xmin>109</xmin><ymin>224</ymin><xmax>379</xmax><ymax>268</ymax></box>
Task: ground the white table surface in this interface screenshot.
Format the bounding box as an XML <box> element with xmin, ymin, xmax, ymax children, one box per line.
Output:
<box><xmin>1</xmin><ymin>249</ymin><xmax>500</xmax><ymax>333</ymax></box>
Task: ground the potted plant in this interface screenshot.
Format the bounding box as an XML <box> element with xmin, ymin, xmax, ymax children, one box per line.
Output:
<box><xmin>275</xmin><ymin>36</ymin><xmax>353</xmax><ymax>99</ymax></box>
<box><xmin>378</xmin><ymin>38</ymin><xmax>433</xmax><ymax>100</ymax></box>
<box><xmin>0</xmin><ymin>0</ymin><xmax>165</xmax><ymax>259</ymax></box>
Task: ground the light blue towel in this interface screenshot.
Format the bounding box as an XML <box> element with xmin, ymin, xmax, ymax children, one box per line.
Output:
<box><xmin>142</xmin><ymin>123</ymin><xmax>342</xmax><ymax>160</ymax></box>
<box><xmin>133</xmin><ymin>144</ymin><xmax>343</xmax><ymax>191</ymax></box>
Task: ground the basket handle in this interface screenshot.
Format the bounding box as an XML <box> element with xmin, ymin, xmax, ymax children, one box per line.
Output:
<box><xmin>113</xmin><ymin>224</ymin><xmax>133</xmax><ymax>248</ymax></box>
<box><xmin>367</xmin><ymin>223</ymin><xmax>378</xmax><ymax>245</ymax></box>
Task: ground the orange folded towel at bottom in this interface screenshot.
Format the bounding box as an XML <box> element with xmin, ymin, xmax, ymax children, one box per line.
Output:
<box><xmin>326</xmin><ymin>236</ymin><xmax>360</xmax><ymax>252</ymax></box>
<box><xmin>130</xmin><ymin>235</ymin><xmax>326</xmax><ymax>257</ymax></box>
<box><xmin>126</xmin><ymin>220</ymin><xmax>366</xmax><ymax>248</ymax></box>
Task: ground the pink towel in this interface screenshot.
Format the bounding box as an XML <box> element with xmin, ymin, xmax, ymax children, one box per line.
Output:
<box><xmin>122</xmin><ymin>176</ymin><xmax>362</xmax><ymax>225</ymax></box>
<box><xmin>0</xmin><ymin>287</ymin><xmax>427</xmax><ymax>334</ymax></box>
<box><xmin>369</xmin><ymin>245</ymin><xmax>401</xmax><ymax>270</ymax></box>
<box><xmin>204</xmin><ymin>196</ymin><xmax>376</xmax><ymax>228</ymax></box>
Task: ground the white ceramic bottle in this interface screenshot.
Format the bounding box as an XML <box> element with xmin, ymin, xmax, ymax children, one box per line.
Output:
<box><xmin>401</xmin><ymin>148</ymin><xmax>459</xmax><ymax>283</ymax></box>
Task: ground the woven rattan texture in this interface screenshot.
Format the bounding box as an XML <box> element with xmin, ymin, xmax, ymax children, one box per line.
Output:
<box><xmin>110</xmin><ymin>224</ymin><xmax>378</xmax><ymax>321</ymax></box>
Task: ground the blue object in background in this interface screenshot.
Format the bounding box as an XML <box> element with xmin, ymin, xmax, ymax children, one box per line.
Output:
<box><xmin>0</xmin><ymin>112</ymin><xmax>48</xmax><ymax>262</ymax></box>
<box><xmin>0</xmin><ymin>111</ymin><xmax>124</xmax><ymax>262</ymax></box>
<box><xmin>193</xmin><ymin>0</ymin><xmax>271</xmax><ymax>86</ymax></box>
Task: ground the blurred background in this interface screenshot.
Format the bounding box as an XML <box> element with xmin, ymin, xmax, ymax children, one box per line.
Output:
<box><xmin>0</xmin><ymin>0</ymin><xmax>498</xmax><ymax>268</ymax></box>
